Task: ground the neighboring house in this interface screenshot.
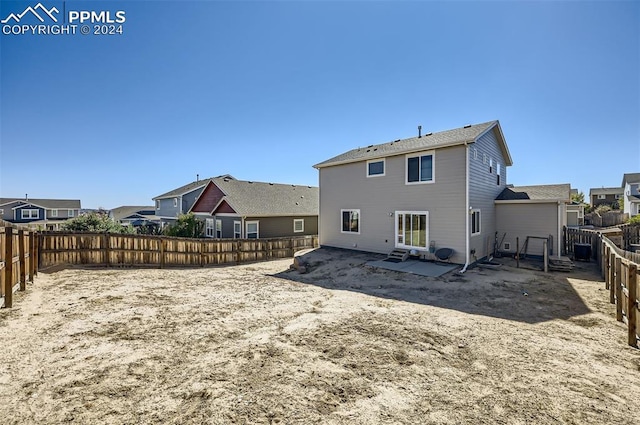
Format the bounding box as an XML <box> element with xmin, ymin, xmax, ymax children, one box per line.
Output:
<box><xmin>589</xmin><ymin>187</ymin><xmax>623</xmax><ymax>208</ymax></box>
<box><xmin>495</xmin><ymin>184</ymin><xmax>571</xmax><ymax>256</ymax></box>
<box><xmin>0</xmin><ymin>197</ymin><xmax>81</xmax><ymax>230</ymax></box>
<box><xmin>622</xmin><ymin>173</ymin><xmax>640</xmax><ymax>217</ymax></box>
<box><xmin>109</xmin><ymin>206</ymin><xmax>160</xmax><ymax>227</ymax></box>
<box><xmin>313</xmin><ymin>120</ymin><xmax>513</xmax><ymax>266</ymax></box>
<box><xmin>566</xmin><ymin>202</ymin><xmax>585</xmax><ymax>227</ymax></box>
<box><xmin>154</xmin><ymin>175</ymin><xmax>318</xmax><ymax>239</ymax></box>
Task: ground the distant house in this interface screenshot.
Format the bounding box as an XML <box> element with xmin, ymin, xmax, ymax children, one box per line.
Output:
<box><xmin>154</xmin><ymin>175</ymin><xmax>318</xmax><ymax>239</ymax></box>
<box><xmin>621</xmin><ymin>173</ymin><xmax>640</xmax><ymax>217</ymax></box>
<box><xmin>589</xmin><ymin>187</ymin><xmax>623</xmax><ymax>208</ymax></box>
<box><xmin>313</xmin><ymin>120</ymin><xmax>513</xmax><ymax>266</ymax></box>
<box><xmin>109</xmin><ymin>206</ymin><xmax>160</xmax><ymax>227</ymax></box>
<box><xmin>0</xmin><ymin>197</ymin><xmax>81</xmax><ymax>230</ymax></box>
<box><xmin>495</xmin><ymin>184</ymin><xmax>571</xmax><ymax>256</ymax></box>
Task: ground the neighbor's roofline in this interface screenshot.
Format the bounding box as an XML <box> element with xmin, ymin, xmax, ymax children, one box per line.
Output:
<box><xmin>495</xmin><ymin>199</ymin><xmax>570</xmax><ymax>204</ymax></box>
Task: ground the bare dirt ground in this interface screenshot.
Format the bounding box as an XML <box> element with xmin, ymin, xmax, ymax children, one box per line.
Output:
<box><xmin>1</xmin><ymin>247</ymin><xmax>639</xmax><ymax>425</ymax></box>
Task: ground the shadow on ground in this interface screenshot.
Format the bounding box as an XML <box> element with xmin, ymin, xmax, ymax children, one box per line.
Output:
<box><xmin>273</xmin><ymin>247</ymin><xmax>596</xmax><ymax>324</ymax></box>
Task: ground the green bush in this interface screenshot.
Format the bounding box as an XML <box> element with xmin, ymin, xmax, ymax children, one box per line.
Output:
<box><xmin>162</xmin><ymin>213</ymin><xmax>204</xmax><ymax>238</ymax></box>
<box><xmin>62</xmin><ymin>211</ymin><xmax>135</xmax><ymax>234</ymax></box>
<box><xmin>628</xmin><ymin>215</ymin><xmax>640</xmax><ymax>225</ymax></box>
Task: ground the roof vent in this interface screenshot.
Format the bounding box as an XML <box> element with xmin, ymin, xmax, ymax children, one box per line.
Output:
<box><xmin>269</xmin><ymin>182</ymin><xmax>274</xmax><ymax>185</ymax></box>
<box><xmin>464</xmin><ymin>124</ymin><xmax>472</xmax><ymax>128</ymax></box>
<box><xmin>367</xmin><ymin>145</ymin><xmax>373</xmax><ymax>148</ymax></box>
<box><xmin>295</xmin><ymin>202</ymin><xmax>299</xmax><ymax>205</ymax></box>
<box><xmin>248</xmin><ymin>181</ymin><xmax>253</xmax><ymax>183</ymax></box>
<box><xmin>418</xmin><ymin>125</ymin><xmax>422</xmax><ymax>138</ymax></box>
<box><xmin>426</xmin><ymin>132</ymin><xmax>433</xmax><ymax>136</ymax></box>
<box><xmin>300</xmin><ymin>195</ymin><xmax>304</xmax><ymax>198</ymax></box>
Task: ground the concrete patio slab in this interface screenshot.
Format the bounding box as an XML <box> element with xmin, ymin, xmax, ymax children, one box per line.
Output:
<box><xmin>366</xmin><ymin>259</ymin><xmax>458</xmax><ymax>277</ymax></box>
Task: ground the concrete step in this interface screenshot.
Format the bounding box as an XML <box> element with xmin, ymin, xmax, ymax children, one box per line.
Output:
<box><xmin>387</xmin><ymin>249</ymin><xmax>409</xmax><ymax>262</ymax></box>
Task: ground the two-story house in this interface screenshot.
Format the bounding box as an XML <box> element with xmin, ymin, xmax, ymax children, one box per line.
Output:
<box><xmin>589</xmin><ymin>187</ymin><xmax>624</xmax><ymax>208</ymax></box>
<box><xmin>0</xmin><ymin>197</ymin><xmax>82</xmax><ymax>229</ymax></box>
<box><xmin>622</xmin><ymin>173</ymin><xmax>640</xmax><ymax>217</ymax></box>
<box><xmin>154</xmin><ymin>175</ymin><xmax>318</xmax><ymax>238</ymax></box>
<box><xmin>313</xmin><ymin>121</ymin><xmax>513</xmax><ymax>266</ymax></box>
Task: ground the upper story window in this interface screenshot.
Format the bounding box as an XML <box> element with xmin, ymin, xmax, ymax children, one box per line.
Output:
<box><xmin>406</xmin><ymin>152</ymin><xmax>434</xmax><ymax>184</ymax></box>
<box><xmin>615</xmin><ymin>194</ymin><xmax>623</xmax><ymax>199</ymax></box>
<box><xmin>50</xmin><ymin>209</ymin><xmax>58</xmax><ymax>217</ymax></box>
<box><xmin>489</xmin><ymin>158</ymin><xmax>493</xmax><ymax>174</ymax></box>
<box><xmin>473</xmin><ymin>148</ymin><xmax>478</xmax><ymax>160</ymax></box>
<box><xmin>367</xmin><ymin>159</ymin><xmax>385</xmax><ymax>177</ymax></box>
<box><xmin>496</xmin><ymin>164</ymin><xmax>501</xmax><ymax>185</ymax></box>
<box><xmin>597</xmin><ymin>194</ymin><xmax>606</xmax><ymax>200</ymax></box>
<box><xmin>68</xmin><ymin>209</ymin><xmax>75</xmax><ymax>217</ymax></box>
<box><xmin>156</xmin><ymin>200</ymin><xmax>160</xmax><ymax>209</ymax></box>
<box><xmin>21</xmin><ymin>209</ymin><xmax>39</xmax><ymax>219</ymax></box>
<box><xmin>341</xmin><ymin>209</ymin><xmax>360</xmax><ymax>234</ymax></box>
<box><xmin>173</xmin><ymin>198</ymin><xmax>178</xmax><ymax>207</ymax></box>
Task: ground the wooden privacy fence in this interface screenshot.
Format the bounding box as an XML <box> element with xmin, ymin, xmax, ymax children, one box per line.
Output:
<box><xmin>39</xmin><ymin>232</ymin><xmax>318</xmax><ymax>269</ymax></box>
<box><xmin>601</xmin><ymin>236</ymin><xmax>639</xmax><ymax>347</ymax></box>
<box><xmin>0</xmin><ymin>226</ymin><xmax>38</xmax><ymax>308</ymax></box>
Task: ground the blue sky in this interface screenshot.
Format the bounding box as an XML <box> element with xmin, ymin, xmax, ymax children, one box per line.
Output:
<box><xmin>1</xmin><ymin>0</ymin><xmax>638</xmax><ymax>209</ymax></box>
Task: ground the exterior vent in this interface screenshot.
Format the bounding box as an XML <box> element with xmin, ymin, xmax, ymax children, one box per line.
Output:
<box><xmin>425</xmin><ymin>132</ymin><xmax>433</xmax><ymax>136</ymax></box>
<box><xmin>464</xmin><ymin>124</ymin><xmax>472</xmax><ymax>128</ymax></box>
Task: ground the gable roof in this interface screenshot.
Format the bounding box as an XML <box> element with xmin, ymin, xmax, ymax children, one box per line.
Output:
<box><xmin>313</xmin><ymin>120</ymin><xmax>512</xmax><ymax>169</ymax></box>
<box><xmin>153</xmin><ymin>175</ymin><xmax>236</xmax><ymax>200</ymax></box>
<box><xmin>495</xmin><ymin>184</ymin><xmax>571</xmax><ymax>202</ymax></box>
<box><xmin>589</xmin><ymin>187</ymin><xmax>623</xmax><ymax>196</ymax></box>
<box><xmin>621</xmin><ymin>173</ymin><xmax>640</xmax><ymax>186</ymax></box>
<box><xmin>190</xmin><ymin>176</ymin><xmax>318</xmax><ymax>217</ymax></box>
<box><xmin>0</xmin><ymin>198</ymin><xmax>81</xmax><ymax>209</ymax></box>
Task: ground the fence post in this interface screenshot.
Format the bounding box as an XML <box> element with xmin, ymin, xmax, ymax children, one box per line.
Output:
<box><xmin>160</xmin><ymin>237</ymin><xmax>166</xmax><ymax>269</ymax></box>
<box><xmin>628</xmin><ymin>264</ymin><xmax>638</xmax><ymax>347</ymax></box>
<box><xmin>3</xmin><ymin>226</ymin><xmax>13</xmax><ymax>308</ymax></box>
<box><xmin>200</xmin><ymin>240</ymin><xmax>205</xmax><ymax>267</ymax></box>
<box><xmin>18</xmin><ymin>230</ymin><xmax>26</xmax><ymax>291</ymax></box>
<box><xmin>615</xmin><ymin>258</ymin><xmax>623</xmax><ymax>321</ymax></box>
<box><xmin>103</xmin><ymin>233</ymin><xmax>110</xmax><ymax>267</ymax></box>
<box><xmin>28</xmin><ymin>231</ymin><xmax>35</xmax><ymax>282</ymax></box>
<box><xmin>608</xmin><ymin>251</ymin><xmax>615</xmax><ymax>299</ymax></box>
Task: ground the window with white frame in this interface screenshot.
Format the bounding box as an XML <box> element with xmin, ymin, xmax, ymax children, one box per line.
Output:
<box><xmin>156</xmin><ymin>200</ymin><xmax>160</xmax><ymax>209</ymax></box>
<box><xmin>615</xmin><ymin>194</ymin><xmax>623</xmax><ymax>199</ymax></box>
<box><xmin>483</xmin><ymin>153</ymin><xmax>488</xmax><ymax>164</ymax></box>
<box><xmin>173</xmin><ymin>198</ymin><xmax>178</xmax><ymax>207</ymax></box>
<box><xmin>293</xmin><ymin>219</ymin><xmax>304</xmax><ymax>233</ymax></box>
<box><xmin>341</xmin><ymin>209</ymin><xmax>360</xmax><ymax>234</ymax></box>
<box><xmin>21</xmin><ymin>209</ymin><xmax>39</xmax><ymax>219</ymax></box>
<box><xmin>234</xmin><ymin>221</ymin><xmax>241</xmax><ymax>238</ymax></box>
<box><xmin>406</xmin><ymin>152</ymin><xmax>434</xmax><ymax>184</ymax></box>
<box><xmin>496</xmin><ymin>164</ymin><xmax>501</xmax><ymax>185</ymax></box>
<box><xmin>597</xmin><ymin>194</ymin><xmax>606</xmax><ymax>200</ymax></box>
<box><xmin>473</xmin><ymin>148</ymin><xmax>478</xmax><ymax>160</ymax></box>
<box><xmin>246</xmin><ymin>221</ymin><xmax>259</xmax><ymax>239</ymax></box>
<box><xmin>205</xmin><ymin>218</ymin><xmax>214</xmax><ymax>237</ymax></box>
<box><xmin>68</xmin><ymin>209</ymin><xmax>75</xmax><ymax>217</ymax></box>
<box><xmin>366</xmin><ymin>159</ymin><xmax>385</xmax><ymax>177</ymax></box>
<box><xmin>395</xmin><ymin>211</ymin><xmax>428</xmax><ymax>249</ymax></box>
<box><xmin>471</xmin><ymin>210</ymin><xmax>481</xmax><ymax>235</ymax></box>
<box><xmin>50</xmin><ymin>209</ymin><xmax>58</xmax><ymax>217</ymax></box>
<box><xmin>215</xmin><ymin>219</ymin><xmax>222</xmax><ymax>238</ymax></box>
<box><xmin>489</xmin><ymin>158</ymin><xmax>493</xmax><ymax>174</ymax></box>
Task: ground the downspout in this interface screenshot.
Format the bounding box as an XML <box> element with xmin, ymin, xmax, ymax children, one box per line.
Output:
<box><xmin>557</xmin><ymin>201</ymin><xmax>562</xmax><ymax>256</ymax></box>
<box><xmin>460</xmin><ymin>142</ymin><xmax>471</xmax><ymax>273</ymax></box>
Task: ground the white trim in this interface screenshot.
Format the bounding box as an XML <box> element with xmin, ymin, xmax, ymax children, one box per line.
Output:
<box><xmin>50</xmin><ymin>209</ymin><xmax>58</xmax><ymax>217</ymax></box>
<box><xmin>394</xmin><ymin>211</ymin><xmax>429</xmax><ymax>250</ymax></box>
<box><xmin>462</xmin><ymin>144</ymin><xmax>470</xmax><ymax>272</ymax></box>
<box><xmin>495</xmin><ymin>199</ymin><xmax>569</xmax><ymax>205</ymax></box>
<box><xmin>68</xmin><ymin>209</ymin><xmax>75</xmax><ymax>217</ymax></box>
<box><xmin>471</xmin><ymin>209</ymin><xmax>481</xmax><ymax>236</ymax></box>
<box><xmin>293</xmin><ymin>218</ymin><xmax>304</xmax><ymax>233</ymax></box>
<box><xmin>21</xmin><ymin>209</ymin><xmax>39</xmax><ymax>219</ymax></box>
<box><xmin>214</xmin><ymin>212</ymin><xmax>241</xmax><ymax>217</ymax></box>
<box><xmin>366</xmin><ymin>158</ymin><xmax>385</xmax><ymax>177</ymax></box>
<box><xmin>246</xmin><ymin>221</ymin><xmax>259</xmax><ymax>239</ymax></box>
<box><xmin>340</xmin><ymin>209</ymin><xmax>360</xmax><ymax>234</ymax></box>
<box><xmin>405</xmin><ymin>150</ymin><xmax>435</xmax><ymax>185</ymax></box>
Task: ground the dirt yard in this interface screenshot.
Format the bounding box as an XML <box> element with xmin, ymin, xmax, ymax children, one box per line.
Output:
<box><xmin>1</xmin><ymin>248</ymin><xmax>639</xmax><ymax>424</ymax></box>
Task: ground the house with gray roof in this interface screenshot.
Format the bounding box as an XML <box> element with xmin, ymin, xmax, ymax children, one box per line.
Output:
<box><xmin>0</xmin><ymin>197</ymin><xmax>81</xmax><ymax>229</ymax></box>
<box><xmin>622</xmin><ymin>173</ymin><xmax>640</xmax><ymax>217</ymax></box>
<box><xmin>314</xmin><ymin>120</ymin><xmax>513</xmax><ymax>266</ymax></box>
<box><xmin>313</xmin><ymin>120</ymin><xmax>576</xmax><ymax>265</ymax></box>
<box><xmin>589</xmin><ymin>187</ymin><xmax>623</xmax><ymax>208</ymax></box>
<box><xmin>495</xmin><ymin>184</ymin><xmax>572</xmax><ymax>256</ymax></box>
<box><xmin>109</xmin><ymin>206</ymin><xmax>160</xmax><ymax>227</ymax></box>
<box><xmin>154</xmin><ymin>175</ymin><xmax>318</xmax><ymax>239</ymax></box>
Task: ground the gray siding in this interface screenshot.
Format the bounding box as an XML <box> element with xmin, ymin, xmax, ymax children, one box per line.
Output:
<box><xmin>496</xmin><ymin>203</ymin><xmax>560</xmax><ymax>256</ymax></box>
<box><xmin>156</xmin><ymin>187</ymin><xmax>206</xmax><ymax>219</ymax></box>
<box><xmin>245</xmin><ymin>216</ymin><xmax>318</xmax><ymax>238</ymax></box>
<box><xmin>156</xmin><ymin>198</ymin><xmax>178</xmax><ymax>219</ymax></box>
<box><xmin>319</xmin><ymin>145</ymin><xmax>467</xmax><ymax>263</ymax></box>
<box><xmin>468</xmin><ymin>128</ymin><xmax>510</xmax><ymax>259</ymax></box>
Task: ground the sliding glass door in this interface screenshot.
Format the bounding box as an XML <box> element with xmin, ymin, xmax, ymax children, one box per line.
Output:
<box><xmin>395</xmin><ymin>211</ymin><xmax>428</xmax><ymax>249</ymax></box>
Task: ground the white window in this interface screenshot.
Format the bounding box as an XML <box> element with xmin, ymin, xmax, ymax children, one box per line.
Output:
<box><xmin>489</xmin><ymin>158</ymin><xmax>493</xmax><ymax>174</ymax></box>
<box><xmin>68</xmin><ymin>209</ymin><xmax>75</xmax><ymax>217</ymax></box>
<box><xmin>246</xmin><ymin>221</ymin><xmax>259</xmax><ymax>239</ymax></box>
<box><xmin>615</xmin><ymin>194</ymin><xmax>623</xmax><ymax>199</ymax></box>
<box><xmin>205</xmin><ymin>218</ymin><xmax>214</xmax><ymax>237</ymax></box>
<box><xmin>293</xmin><ymin>219</ymin><xmax>304</xmax><ymax>233</ymax></box>
<box><xmin>406</xmin><ymin>151</ymin><xmax>434</xmax><ymax>184</ymax></box>
<box><xmin>396</xmin><ymin>211</ymin><xmax>428</xmax><ymax>249</ymax></box>
<box><xmin>156</xmin><ymin>200</ymin><xmax>160</xmax><ymax>209</ymax></box>
<box><xmin>50</xmin><ymin>209</ymin><xmax>58</xmax><ymax>217</ymax></box>
<box><xmin>473</xmin><ymin>148</ymin><xmax>478</xmax><ymax>160</ymax></box>
<box><xmin>215</xmin><ymin>219</ymin><xmax>222</xmax><ymax>238</ymax></box>
<box><xmin>173</xmin><ymin>198</ymin><xmax>178</xmax><ymax>207</ymax></box>
<box><xmin>366</xmin><ymin>159</ymin><xmax>385</xmax><ymax>177</ymax></box>
<box><xmin>21</xmin><ymin>209</ymin><xmax>39</xmax><ymax>219</ymax></box>
<box><xmin>496</xmin><ymin>164</ymin><xmax>501</xmax><ymax>185</ymax></box>
<box><xmin>341</xmin><ymin>209</ymin><xmax>360</xmax><ymax>234</ymax></box>
<box><xmin>234</xmin><ymin>221</ymin><xmax>241</xmax><ymax>239</ymax></box>
<box><xmin>597</xmin><ymin>194</ymin><xmax>606</xmax><ymax>200</ymax></box>
<box><xmin>471</xmin><ymin>210</ymin><xmax>481</xmax><ymax>236</ymax></box>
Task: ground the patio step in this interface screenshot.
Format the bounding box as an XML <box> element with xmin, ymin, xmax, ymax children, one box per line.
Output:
<box><xmin>387</xmin><ymin>249</ymin><xmax>409</xmax><ymax>262</ymax></box>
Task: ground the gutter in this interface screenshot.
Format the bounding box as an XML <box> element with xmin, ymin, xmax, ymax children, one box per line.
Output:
<box><xmin>460</xmin><ymin>142</ymin><xmax>471</xmax><ymax>273</ymax></box>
